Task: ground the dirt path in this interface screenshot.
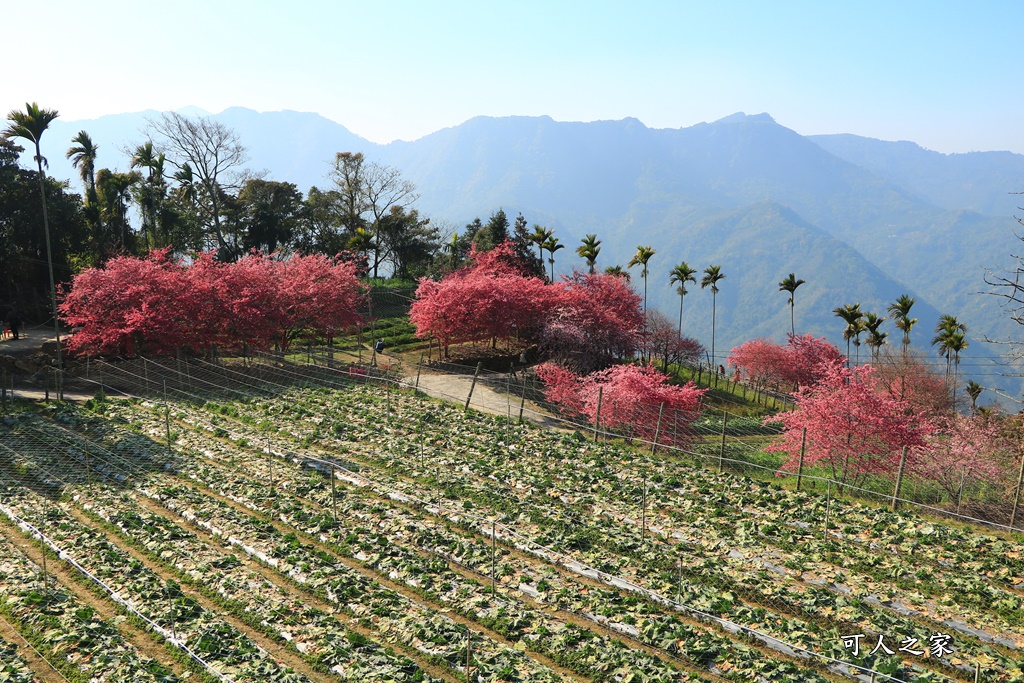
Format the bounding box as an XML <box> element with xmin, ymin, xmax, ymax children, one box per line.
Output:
<box><xmin>0</xmin><ymin>612</ymin><xmax>68</xmax><ymax>683</ymax></box>
<box><xmin>402</xmin><ymin>364</ymin><xmax>566</xmax><ymax>429</ymax></box>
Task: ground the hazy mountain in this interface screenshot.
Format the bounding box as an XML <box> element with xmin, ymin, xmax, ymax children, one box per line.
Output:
<box><xmin>31</xmin><ymin>107</ymin><xmax>1024</xmax><ymax>400</ymax></box>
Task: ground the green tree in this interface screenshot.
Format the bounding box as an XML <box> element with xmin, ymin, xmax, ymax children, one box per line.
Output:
<box><xmin>669</xmin><ymin>261</ymin><xmax>697</xmax><ymax>338</ymax></box>
<box><xmin>543</xmin><ymin>235</ymin><xmax>564</xmax><ymax>281</ymax></box>
<box><xmin>628</xmin><ymin>245</ymin><xmax>656</xmax><ymax>315</ymax></box>
<box><xmin>232</xmin><ymin>179</ymin><xmax>304</xmax><ymax>253</ymax></box>
<box><xmin>378</xmin><ymin>205</ymin><xmax>438</xmax><ymax>280</ymax></box>
<box><xmin>965</xmin><ymin>380</ymin><xmax>983</xmax><ymax>411</ymax></box>
<box><xmin>472</xmin><ymin>208</ymin><xmax>509</xmax><ymax>252</ymax></box>
<box><xmin>130</xmin><ymin>141</ymin><xmax>168</xmax><ymax>249</ymax></box>
<box><xmin>530</xmin><ymin>225</ymin><xmax>553</xmax><ymax>276</ymax></box>
<box><xmin>96</xmin><ymin>168</ymin><xmax>140</xmax><ymax>253</ymax></box>
<box><xmin>887</xmin><ymin>294</ymin><xmax>918</xmax><ymax>356</ymax></box>
<box><xmin>833</xmin><ymin>303</ymin><xmax>864</xmax><ymax>366</ymax></box>
<box><xmin>576</xmin><ymin>233</ymin><xmax>601</xmax><ymax>274</ymax></box>
<box><xmin>604</xmin><ymin>265</ymin><xmax>631</xmax><ymax>281</ymax></box>
<box><xmin>0</xmin><ymin>138</ymin><xmax>88</xmax><ymax>313</ymax></box>
<box><xmin>863</xmin><ymin>311</ymin><xmax>887</xmax><ymax>361</ymax></box>
<box><xmin>329</xmin><ymin>151</ymin><xmax>417</xmax><ymax>278</ymax></box>
<box><xmin>777</xmin><ymin>272</ymin><xmax>806</xmax><ymax>337</ymax></box>
<box><xmin>148</xmin><ymin>112</ymin><xmax>248</xmax><ymax>258</ymax></box>
<box><xmin>700</xmin><ymin>264</ymin><xmax>726</xmax><ymax>367</ymax></box>
<box><xmin>294</xmin><ymin>185</ymin><xmax>345</xmax><ymax>255</ymax></box>
<box><xmin>3</xmin><ymin>103</ymin><xmax>65</xmax><ymax>368</ymax></box>
<box><xmin>66</xmin><ymin>130</ymin><xmax>102</xmax><ymax>264</ymax></box>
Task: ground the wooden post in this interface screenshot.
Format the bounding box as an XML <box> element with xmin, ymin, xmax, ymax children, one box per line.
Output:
<box><xmin>465</xmin><ymin>627</ymin><xmax>472</xmax><ymax>682</ymax></box>
<box><xmin>796</xmin><ymin>427</ymin><xmax>807</xmax><ymax>492</ymax></box>
<box><xmin>45</xmin><ymin>367</ymin><xmax>49</xmax><ymax>401</ymax></box>
<box><xmin>2</xmin><ymin>368</ymin><xmax>6</xmax><ymax>403</ymax></box>
<box><xmin>464</xmin><ymin>362</ymin><xmax>482</xmax><ymax>411</ymax></box>
<box><xmin>41</xmin><ymin>540</ymin><xmax>49</xmax><ymax>593</ymax></box>
<box><xmin>85</xmin><ymin>438</ymin><xmax>91</xmax><ymax>483</ymax></box>
<box><xmin>1010</xmin><ymin>455</ymin><xmax>1024</xmax><ymax>530</ymax></box>
<box><xmin>415</xmin><ymin>354</ymin><xmax>423</xmax><ymax>390</ymax></box>
<box><xmin>594</xmin><ymin>386</ymin><xmax>603</xmax><ymax>443</ymax></box>
<box><xmin>491</xmin><ymin>520</ymin><xmax>496</xmax><ymax>596</ymax></box>
<box><xmin>143</xmin><ymin>357</ymin><xmax>150</xmax><ymax>393</ymax></box>
<box><xmin>718</xmin><ymin>411</ymin><xmax>728</xmax><ymax>473</ymax></box>
<box><xmin>651</xmin><ymin>402</ymin><xmax>665</xmax><ymax>455</ymax></box>
<box><xmin>891</xmin><ymin>446</ymin><xmax>909</xmax><ymax>512</ymax></box>
<box><xmin>975</xmin><ymin>662</ymin><xmax>981</xmax><ymax>683</ymax></box>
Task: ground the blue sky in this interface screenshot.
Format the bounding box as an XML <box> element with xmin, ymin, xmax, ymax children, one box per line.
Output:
<box><xmin>6</xmin><ymin>1</ymin><xmax>1022</xmax><ymax>152</ymax></box>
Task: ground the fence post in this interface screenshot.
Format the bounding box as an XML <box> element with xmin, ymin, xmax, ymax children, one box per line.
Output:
<box><xmin>491</xmin><ymin>520</ymin><xmax>496</xmax><ymax>596</ymax></box>
<box><xmin>594</xmin><ymin>386</ymin><xmax>603</xmax><ymax>443</ymax></box>
<box><xmin>267</xmin><ymin>433</ymin><xmax>275</xmax><ymax>495</ymax></box>
<box><xmin>796</xmin><ymin>427</ymin><xmax>807</xmax><ymax>492</ymax></box>
<box><xmin>518</xmin><ymin>374</ymin><xmax>527</xmax><ymax>424</ymax></box>
<box><xmin>2</xmin><ymin>368</ymin><xmax>6</xmax><ymax>403</ymax></box>
<box><xmin>45</xmin><ymin>367</ymin><xmax>50</xmax><ymax>401</ymax></box>
<box><xmin>956</xmin><ymin>465</ymin><xmax>968</xmax><ymax>516</ymax></box>
<box><xmin>1010</xmin><ymin>455</ymin><xmax>1024</xmax><ymax>530</ymax></box>
<box><xmin>891</xmin><ymin>446</ymin><xmax>909</xmax><ymax>512</ymax></box>
<box><xmin>465</xmin><ymin>362</ymin><xmax>482</xmax><ymax>411</ymax></box>
<box><xmin>143</xmin><ymin>356</ymin><xmax>150</xmax><ymax>393</ymax></box>
<box><xmin>718</xmin><ymin>411</ymin><xmax>728</xmax><ymax>473</ymax></box>
<box><xmin>651</xmin><ymin>402</ymin><xmax>665</xmax><ymax>455</ymax></box>
<box><xmin>415</xmin><ymin>354</ymin><xmax>423</xmax><ymax>390</ymax></box>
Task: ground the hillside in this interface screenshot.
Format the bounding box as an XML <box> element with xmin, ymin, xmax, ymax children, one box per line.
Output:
<box><xmin>34</xmin><ymin>108</ymin><xmax>1024</xmax><ymax>398</ymax></box>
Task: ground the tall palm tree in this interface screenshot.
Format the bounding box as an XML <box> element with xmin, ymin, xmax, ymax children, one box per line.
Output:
<box><xmin>701</xmin><ymin>265</ymin><xmax>725</xmax><ymax>366</ymax></box>
<box><xmin>932</xmin><ymin>314</ymin><xmax>968</xmax><ymax>377</ymax></box>
<box><xmin>669</xmin><ymin>261</ymin><xmax>697</xmax><ymax>338</ymax></box>
<box><xmin>66</xmin><ymin>130</ymin><xmax>99</xmax><ymax>198</ymax></box>
<box><xmin>576</xmin><ymin>233</ymin><xmax>601</xmax><ymax>274</ymax></box>
<box><xmin>173</xmin><ymin>162</ymin><xmax>197</xmax><ymax>205</ymax></box>
<box><xmin>530</xmin><ymin>225</ymin><xmax>553</xmax><ymax>275</ymax></box>
<box><xmin>628</xmin><ymin>245</ymin><xmax>656</xmax><ymax>315</ymax></box>
<box><xmin>887</xmin><ymin>294</ymin><xmax>918</xmax><ymax>356</ymax></box>
<box><xmin>4</xmin><ymin>103</ymin><xmax>63</xmax><ymax>372</ymax></box>
<box><xmin>131</xmin><ymin>142</ymin><xmax>167</xmax><ymax>248</ymax></box>
<box><xmin>543</xmin><ymin>236</ymin><xmax>564</xmax><ymax>281</ymax></box>
<box><xmin>862</xmin><ymin>312</ymin><xmax>887</xmax><ymax>361</ymax></box>
<box><xmin>833</xmin><ymin>303</ymin><xmax>863</xmax><ymax>366</ymax></box>
<box><xmin>777</xmin><ymin>273</ymin><xmax>806</xmax><ymax>338</ymax></box>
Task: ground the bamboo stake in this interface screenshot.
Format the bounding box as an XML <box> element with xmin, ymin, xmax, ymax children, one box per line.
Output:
<box><xmin>594</xmin><ymin>386</ymin><xmax>603</xmax><ymax>443</ymax></box>
<box><xmin>491</xmin><ymin>520</ymin><xmax>496</xmax><ymax>596</ymax></box>
<box><xmin>891</xmin><ymin>446</ymin><xmax>909</xmax><ymax>512</ymax></box>
<box><xmin>465</xmin><ymin>362</ymin><xmax>482</xmax><ymax>411</ymax></box>
<box><xmin>824</xmin><ymin>480</ymin><xmax>832</xmax><ymax>542</ymax></box>
<box><xmin>796</xmin><ymin>427</ymin><xmax>807</xmax><ymax>492</ymax></box>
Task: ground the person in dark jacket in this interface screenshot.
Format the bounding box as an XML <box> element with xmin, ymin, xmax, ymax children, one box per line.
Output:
<box><xmin>5</xmin><ymin>308</ymin><xmax>20</xmax><ymax>340</ymax></box>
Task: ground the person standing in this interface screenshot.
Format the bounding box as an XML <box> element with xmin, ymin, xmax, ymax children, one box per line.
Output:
<box><xmin>6</xmin><ymin>308</ymin><xmax>20</xmax><ymax>340</ymax></box>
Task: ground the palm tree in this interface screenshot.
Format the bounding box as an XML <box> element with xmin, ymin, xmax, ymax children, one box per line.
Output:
<box><xmin>701</xmin><ymin>265</ymin><xmax>725</xmax><ymax>366</ymax></box>
<box><xmin>932</xmin><ymin>314</ymin><xmax>968</xmax><ymax>377</ymax></box>
<box><xmin>530</xmin><ymin>225</ymin><xmax>553</xmax><ymax>275</ymax></box>
<box><xmin>862</xmin><ymin>312</ymin><xmax>887</xmax><ymax>361</ymax></box>
<box><xmin>887</xmin><ymin>294</ymin><xmax>918</xmax><ymax>356</ymax></box>
<box><xmin>543</xmin><ymin>236</ymin><xmax>564</xmax><ymax>281</ymax></box>
<box><xmin>603</xmin><ymin>265</ymin><xmax>630</xmax><ymax>281</ymax></box>
<box><xmin>628</xmin><ymin>245</ymin><xmax>656</xmax><ymax>315</ymax></box>
<box><xmin>965</xmin><ymin>380</ymin><xmax>983</xmax><ymax>411</ymax></box>
<box><xmin>833</xmin><ymin>303</ymin><xmax>863</xmax><ymax>366</ymax></box>
<box><xmin>669</xmin><ymin>261</ymin><xmax>697</xmax><ymax>338</ymax></box>
<box><xmin>4</xmin><ymin>103</ymin><xmax>63</xmax><ymax>372</ymax></box>
<box><xmin>131</xmin><ymin>142</ymin><xmax>167</xmax><ymax>248</ymax></box>
<box><xmin>778</xmin><ymin>273</ymin><xmax>806</xmax><ymax>337</ymax></box>
<box><xmin>173</xmin><ymin>163</ymin><xmax>197</xmax><ymax>205</ymax></box>
<box><xmin>576</xmin><ymin>233</ymin><xmax>601</xmax><ymax>274</ymax></box>
<box><xmin>66</xmin><ymin>130</ymin><xmax>99</xmax><ymax>198</ymax></box>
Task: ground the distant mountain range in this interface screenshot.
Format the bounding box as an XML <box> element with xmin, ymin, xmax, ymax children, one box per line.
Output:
<box><xmin>35</xmin><ymin>108</ymin><xmax>1024</xmax><ymax>403</ymax></box>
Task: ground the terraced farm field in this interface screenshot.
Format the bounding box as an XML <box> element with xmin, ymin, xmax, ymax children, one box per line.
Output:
<box><xmin>1</xmin><ymin>357</ymin><xmax>1023</xmax><ymax>683</ymax></box>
